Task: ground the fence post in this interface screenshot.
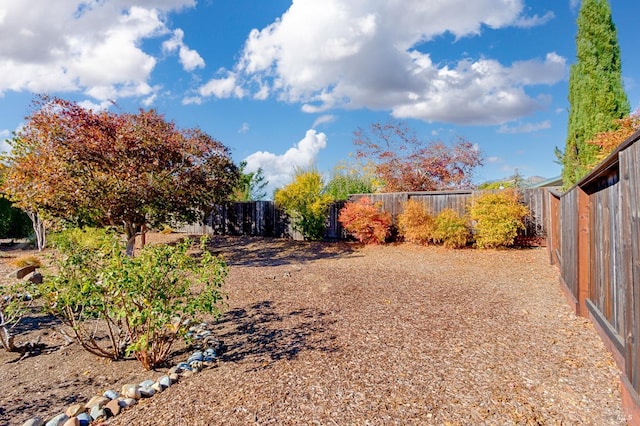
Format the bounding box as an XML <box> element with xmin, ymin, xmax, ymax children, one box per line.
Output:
<box><xmin>577</xmin><ymin>187</ymin><xmax>590</xmax><ymax>317</ymax></box>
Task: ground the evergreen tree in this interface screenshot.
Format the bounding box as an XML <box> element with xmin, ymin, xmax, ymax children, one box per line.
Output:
<box><xmin>562</xmin><ymin>0</ymin><xmax>629</xmax><ymax>187</ymax></box>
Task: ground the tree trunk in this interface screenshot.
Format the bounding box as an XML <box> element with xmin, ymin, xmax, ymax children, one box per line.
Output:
<box><xmin>124</xmin><ymin>222</ymin><xmax>137</xmax><ymax>256</ymax></box>
<box><xmin>26</xmin><ymin>210</ymin><xmax>46</xmax><ymax>251</ymax></box>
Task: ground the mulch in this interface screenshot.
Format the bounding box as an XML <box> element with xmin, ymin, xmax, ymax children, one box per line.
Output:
<box><xmin>95</xmin><ymin>237</ymin><xmax>627</xmax><ymax>425</ymax></box>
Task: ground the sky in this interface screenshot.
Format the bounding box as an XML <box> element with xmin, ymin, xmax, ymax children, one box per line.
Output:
<box><xmin>1</xmin><ymin>0</ymin><xmax>639</xmax><ymax>196</ymax></box>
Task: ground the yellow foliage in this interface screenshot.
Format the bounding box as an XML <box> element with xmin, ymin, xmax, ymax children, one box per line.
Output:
<box><xmin>397</xmin><ymin>199</ymin><xmax>435</xmax><ymax>245</ymax></box>
<box><xmin>469</xmin><ymin>190</ymin><xmax>529</xmax><ymax>249</ymax></box>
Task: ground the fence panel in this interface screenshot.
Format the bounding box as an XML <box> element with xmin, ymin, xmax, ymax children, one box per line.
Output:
<box><xmin>559</xmin><ymin>190</ymin><xmax>579</xmax><ymax>300</ymax></box>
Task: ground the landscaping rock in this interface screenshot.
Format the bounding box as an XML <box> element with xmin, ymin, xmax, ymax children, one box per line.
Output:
<box><xmin>105</xmin><ymin>399</ymin><xmax>121</xmax><ymax>416</ymax></box>
<box><xmin>89</xmin><ymin>405</ymin><xmax>107</xmax><ymax>421</ymax></box>
<box><xmin>139</xmin><ymin>386</ymin><xmax>156</xmax><ymax>398</ymax></box>
<box><xmin>158</xmin><ymin>375</ymin><xmax>172</xmax><ymax>389</ymax></box>
<box><xmin>62</xmin><ymin>417</ymin><xmax>79</xmax><ymax>426</ymax></box>
<box><xmin>103</xmin><ymin>389</ymin><xmax>119</xmax><ymax>400</ymax></box>
<box><xmin>121</xmin><ymin>384</ymin><xmax>141</xmax><ymax>400</ymax></box>
<box><xmin>139</xmin><ymin>379</ymin><xmax>155</xmax><ymax>388</ymax></box>
<box><xmin>76</xmin><ymin>413</ymin><xmax>92</xmax><ymax>426</ymax></box>
<box><xmin>22</xmin><ymin>417</ymin><xmax>44</xmax><ymax>426</ymax></box>
<box><xmin>84</xmin><ymin>395</ymin><xmax>109</xmax><ymax>410</ymax></box>
<box><xmin>64</xmin><ymin>403</ymin><xmax>84</xmax><ymax>417</ymax></box>
<box><xmin>118</xmin><ymin>398</ymin><xmax>137</xmax><ymax>409</ymax></box>
<box><xmin>9</xmin><ymin>265</ymin><xmax>36</xmax><ymax>280</ymax></box>
<box><xmin>27</xmin><ymin>271</ymin><xmax>43</xmax><ymax>284</ymax></box>
<box><xmin>45</xmin><ymin>413</ymin><xmax>69</xmax><ymax>426</ymax></box>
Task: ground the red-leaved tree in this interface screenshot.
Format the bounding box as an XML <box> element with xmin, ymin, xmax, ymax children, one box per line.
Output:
<box><xmin>354</xmin><ymin>120</ymin><xmax>482</xmax><ymax>192</ymax></box>
<box><xmin>2</xmin><ymin>96</ymin><xmax>239</xmax><ymax>254</ymax></box>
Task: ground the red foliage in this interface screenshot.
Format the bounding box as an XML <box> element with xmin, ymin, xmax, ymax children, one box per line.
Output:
<box><xmin>338</xmin><ymin>197</ymin><xmax>392</xmax><ymax>245</ymax></box>
<box><xmin>354</xmin><ymin>120</ymin><xmax>482</xmax><ymax>192</ymax></box>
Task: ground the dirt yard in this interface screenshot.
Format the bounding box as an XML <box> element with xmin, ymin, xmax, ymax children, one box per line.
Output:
<box><xmin>0</xmin><ymin>234</ymin><xmax>628</xmax><ymax>425</ymax></box>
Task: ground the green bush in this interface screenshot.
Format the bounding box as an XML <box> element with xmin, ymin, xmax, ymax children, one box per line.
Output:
<box><xmin>44</xmin><ymin>227</ymin><xmax>227</xmax><ymax>369</ymax></box>
<box><xmin>397</xmin><ymin>199</ymin><xmax>435</xmax><ymax>245</ymax></box>
<box><xmin>468</xmin><ymin>190</ymin><xmax>529</xmax><ymax>249</ymax></box>
<box><xmin>433</xmin><ymin>209</ymin><xmax>470</xmax><ymax>249</ymax></box>
<box><xmin>338</xmin><ymin>197</ymin><xmax>392</xmax><ymax>244</ymax></box>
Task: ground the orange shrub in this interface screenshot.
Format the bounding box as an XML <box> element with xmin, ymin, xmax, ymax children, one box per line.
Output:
<box><xmin>397</xmin><ymin>199</ymin><xmax>435</xmax><ymax>245</ymax></box>
<box><xmin>338</xmin><ymin>197</ymin><xmax>392</xmax><ymax>244</ymax></box>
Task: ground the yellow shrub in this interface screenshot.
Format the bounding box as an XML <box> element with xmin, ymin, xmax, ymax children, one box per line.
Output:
<box><xmin>469</xmin><ymin>190</ymin><xmax>529</xmax><ymax>249</ymax></box>
<box><xmin>397</xmin><ymin>199</ymin><xmax>435</xmax><ymax>245</ymax></box>
<box><xmin>433</xmin><ymin>209</ymin><xmax>470</xmax><ymax>249</ymax></box>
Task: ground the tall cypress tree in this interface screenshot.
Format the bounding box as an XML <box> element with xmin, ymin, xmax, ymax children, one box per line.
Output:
<box><xmin>562</xmin><ymin>0</ymin><xmax>629</xmax><ymax>187</ymax></box>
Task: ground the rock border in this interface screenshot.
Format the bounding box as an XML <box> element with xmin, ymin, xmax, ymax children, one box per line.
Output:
<box><xmin>20</xmin><ymin>323</ymin><xmax>224</xmax><ymax>426</ymax></box>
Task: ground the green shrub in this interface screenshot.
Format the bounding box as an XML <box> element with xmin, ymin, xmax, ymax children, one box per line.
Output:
<box><xmin>468</xmin><ymin>190</ymin><xmax>529</xmax><ymax>249</ymax></box>
<box><xmin>44</xmin><ymin>227</ymin><xmax>227</xmax><ymax>369</ymax></box>
<box><xmin>397</xmin><ymin>199</ymin><xmax>435</xmax><ymax>245</ymax></box>
<box><xmin>338</xmin><ymin>197</ymin><xmax>392</xmax><ymax>244</ymax></box>
<box><xmin>433</xmin><ymin>209</ymin><xmax>470</xmax><ymax>249</ymax></box>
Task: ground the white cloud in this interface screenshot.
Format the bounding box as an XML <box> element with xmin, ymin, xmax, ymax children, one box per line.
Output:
<box><xmin>238</xmin><ymin>122</ymin><xmax>250</xmax><ymax>134</ymax></box>
<box><xmin>162</xmin><ymin>28</ymin><xmax>205</xmax><ymax>72</ymax></box>
<box><xmin>498</xmin><ymin>120</ymin><xmax>552</xmax><ymax>134</ymax></box>
<box><xmin>312</xmin><ymin>114</ymin><xmax>336</xmax><ymax>128</ymax></box>
<box><xmin>199</xmin><ymin>72</ymin><xmax>244</xmax><ymax>99</ymax></box>
<box><xmin>243</xmin><ymin>129</ymin><xmax>328</xmax><ymax>197</ymax></box>
<box><xmin>0</xmin><ymin>1</ymin><xmax>195</xmax><ymax>102</ymax></box>
<box><xmin>206</xmin><ymin>0</ymin><xmax>565</xmax><ymax>126</ymax></box>
<box><xmin>486</xmin><ymin>156</ymin><xmax>501</xmax><ymax>163</ymax></box>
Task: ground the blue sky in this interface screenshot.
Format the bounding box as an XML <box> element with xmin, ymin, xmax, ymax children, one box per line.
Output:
<box><xmin>1</xmin><ymin>0</ymin><xmax>639</xmax><ymax>195</ymax></box>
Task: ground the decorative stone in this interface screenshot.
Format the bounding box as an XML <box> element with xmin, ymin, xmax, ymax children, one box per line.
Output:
<box><xmin>26</xmin><ymin>271</ymin><xmax>44</xmax><ymax>284</ymax></box>
<box><xmin>188</xmin><ymin>350</ymin><xmax>203</xmax><ymax>361</ymax></box>
<box><xmin>118</xmin><ymin>398</ymin><xmax>137</xmax><ymax>408</ymax></box>
<box><xmin>105</xmin><ymin>399</ymin><xmax>121</xmax><ymax>416</ymax></box>
<box><xmin>10</xmin><ymin>264</ymin><xmax>37</xmax><ymax>279</ymax></box>
<box><xmin>76</xmin><ymin>413</ymin><xmax>92</xmax><ymax>426</ymax></box>
<box><xmin>180</xmin><ymin>370</ymin><xmax>194</xmax><ymax>379</ymax></box>
<box><xmin>65</xmin><ymin>404</ymin><xmax>84</xmax><ymax>418</ymax></box>
<box><xmin>22</xmin><ymin>417</ymin><xmax>44</xmax><ymax>426</ymax></box>
<box><xmin>85</xmin><ymin>395</ymin><xmax>109</xmax><ymax>410</ymax></box>
<box><xmin>121</xmin><ymin>384</ymin><xmax>141</xmax><ymax>400</ymax></box>
<box><xmin>176</xmin><ymin>362</ymin><xmax>192</xmax><ymax>372</ymax></box>
<box><xmin>158</xmin><ymin>375</ymin><xmax>172</xmax><ymax>388</ymax></box>
<box><xmin>62</xmin><ymin>417</ymin><xmax>80</xmax><ymax>426</ymax></box>
<box><xmin>139</xmin><ymin>386</ymin><xmax>156</xmax><ymax>398</ymax></box>
<box><xmin>103</xmin><ymin>389</ymin><xmax>119</xmax><ymax>400</ymax></box>
<box><xmin>151</xmin><ymin>381</ymin><xmax>163</xmax><ymax>392</ymax></box>
<box><xmin>169</xmin><ymin>372</ymin><xmax>179</xmax><ymax>383</ymax></box>
<box><xmin>139</xmin><ymin>379</ymin><xmax>155</xmax><ymax>388</ymax></box>
<box><xmin>89</xmin><ymin>405</ymin><xmax>107</xmax><ymax>421</ymax></box>
<box><xmin>45</xmin><ymin>414</ymin><xmax>69</xmax><ymax>426</ymax></box>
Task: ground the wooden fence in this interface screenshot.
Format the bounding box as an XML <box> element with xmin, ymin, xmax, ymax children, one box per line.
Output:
<box><xmin>177</xmin><ymin>188</ymin><xmax>548</xmax><ymax>241</ymax></box>
<box><xmin>349</xmin><ymin>188</ymin><xmax>548</xmax><ymax>238</ymax></box>
<box><xmin>547</xmin><ymin>129</ymin><xmax>640</xmax><ymax>421</ymax></box>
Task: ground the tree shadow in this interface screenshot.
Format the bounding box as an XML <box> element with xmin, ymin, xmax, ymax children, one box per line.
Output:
<box><xmin>212</xmin><ymin>301</ymin><xmax>338</xmax><ymax>368</ymax></box>
<box><xmin>205</xmin><ymin>236</ymin><xmax>361</xmax><ymax>267</ymax></box>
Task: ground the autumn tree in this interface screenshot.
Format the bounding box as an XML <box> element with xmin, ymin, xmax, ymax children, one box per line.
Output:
<box><xmin>354</xmin><ymin>120</ymin><xmax>482</xmax><ymax>192</ymax></box>
<box><xmin>561</xmin><ymin>0</ymin><xmax>629</xmax><ymax>187</ymax></box>
<box><xmin>586</xmin><ymin>110</ymin><xmax>640</xmax><ymax>166</ymax></box>
<box><xmin>1</xmin><ymin>96</ymin><xmax>239</xmax><ymax>254</ymax></box>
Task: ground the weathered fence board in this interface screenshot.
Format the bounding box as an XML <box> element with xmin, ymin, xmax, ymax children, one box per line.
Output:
<box><xmin>547</xmin><ymin>129</ymin><xmax>640</xmax><ymax>408</ymax></box>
